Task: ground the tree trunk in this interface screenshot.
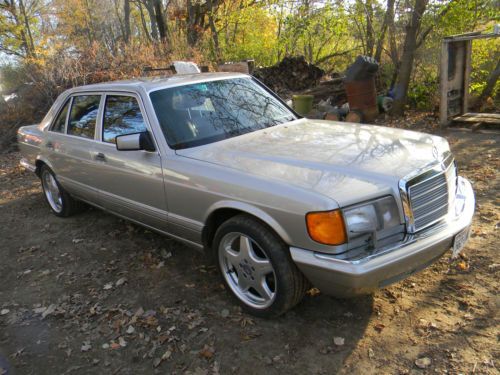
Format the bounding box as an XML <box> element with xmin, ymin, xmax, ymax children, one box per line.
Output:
<box><xmin>206</xmin><ymin>0</ymin><xmax>221</xmax><ymax>63</ymax></box>
<box><xmin>18</xmin><ymin>0</ymin><xmax>35</xmax><ymax>57</ymax></box>
<box><xmin>374</xmin><ymin>0</ymin><xmax>395</xmax><ymax>62</ymax></box>
<box><xmin>187</xmin><ymin>0</ymin><xmax>202</xmax><ymax>46</ymax></box>
<box><xmin>154</xmin><ymin>0</ymin><xmax>167</xmax><ymax>40</ymax></box>
<box><xmin>6</xmin><ymin>0</ymin><xmax>31</xmax><ymax>58</ymax></box>
<box><xmin>144</xmin><ymin>0</ymin><xmax>159</xmax><ymax>40</ymax></box>
<box><xmin>392</xmin><ymin>0</ymin><xmax>429</xmax><ymax>116</ymax></box>
<box><xmin>136</xmin><ymin>2</ymin><xmax>152</xmax><ymax>42</ymax></box>
<box><xmin>364</xmin><ymin>0</ymin><xmax>375</xmax><ymax>57</ymax></box>
<box><xmin>124</xmin><ymin>0</ymin><xmax>131</xmax><ymax>43</ymax></box>
<box><xmin>477</xmin><ymin>58</ymin><xmax>500</xmax><ymax>103</ymax></box>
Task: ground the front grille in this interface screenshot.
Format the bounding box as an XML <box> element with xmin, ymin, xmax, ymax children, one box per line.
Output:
<box><xmin>408</xmin><ymin>172</ymin><xmax>449</xmax><ymax>231</ymax></box>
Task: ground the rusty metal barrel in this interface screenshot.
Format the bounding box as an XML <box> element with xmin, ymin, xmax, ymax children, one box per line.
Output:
<box><xmin>344</xmin><ymin>56</ymin><xmax>379</xmax><ymax>123</ymax></box>
<box><xmin>344</xmin><ymin>79</ymin><xmax>378</xmax><ymax>122</ymax></box>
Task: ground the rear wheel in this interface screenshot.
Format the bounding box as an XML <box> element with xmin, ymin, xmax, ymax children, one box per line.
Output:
<box><xmin>214</xmin><ymin>215</ymin><xmax>308</xmax><ymax>317</ymax></box>
<box><xmin>40</xmin><ymin>165</ymin><xmax>85</xmax><ymax>217</ymax></box>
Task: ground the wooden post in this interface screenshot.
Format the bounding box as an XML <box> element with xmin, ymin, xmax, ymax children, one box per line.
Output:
<box><xmin>463</xmin><ymin>39</ymin><xmax>472</xmax><ymax>113</ymax></box>
<box><xmin>439</xmin><ymin>40</ymin><xmax>449</xmax><ymax>127</ymax></box>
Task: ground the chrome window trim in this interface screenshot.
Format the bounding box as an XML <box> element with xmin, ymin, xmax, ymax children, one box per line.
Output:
<box><xmin>399</xmin><ymin>151</ymin><xmax>454</xmax><ymax>233</ymax></box>
<box><xmin>48</xmin><ymin>96</ymin><xmax>72</xmax><ymax>134</ymax></box>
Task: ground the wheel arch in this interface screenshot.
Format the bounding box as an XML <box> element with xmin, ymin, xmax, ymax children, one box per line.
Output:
<box><xmin>34</xmin><ymin>157</ymin><xmax>51</xmax><ymax>177</ymax></box>
<box><xmin>201</xmin><ymin>201</ymin><xmax>292</xmax><ymax>251</ymax></box>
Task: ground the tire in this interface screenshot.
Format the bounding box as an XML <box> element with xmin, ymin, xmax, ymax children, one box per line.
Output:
<box><xmin>213</xmin><ymin>214</ymin><xmax>308</xmax><ymax>317</ymax></box>
<box><xmin>40</xmin><ymin>165</ymin><xmax>86</xmax><ymax>217</ymax></box>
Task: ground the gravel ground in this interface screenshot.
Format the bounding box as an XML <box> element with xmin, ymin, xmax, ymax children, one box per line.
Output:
<box><xmin>0</xmin><ymin>127</ymin><xmax>498</xmax><ymax>375</ymax></box>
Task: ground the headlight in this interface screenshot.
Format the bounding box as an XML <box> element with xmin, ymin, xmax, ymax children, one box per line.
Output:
<box><xmin>305</xmin><ymin>196</ymin><xmax>401</xmax><ymax>247</ymax></box>
<box><xmin>343</xmin><ymin>196</ymin><xmax>400</xmax><ymax>241</ymax></box>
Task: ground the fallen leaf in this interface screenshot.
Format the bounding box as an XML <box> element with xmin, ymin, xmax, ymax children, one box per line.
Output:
<box><xmin>72</xmin><ymin>238</ymin><xmax>84</xmax><ymax>244</ymax></box>
<box><xmin>11</xmin><ymin>348</ymin><xmax>24</xmax><ymax>358</ymax></box>
<box><xmin>220</xmin><ymin>309</ymin><xmax>229</xmax><ymax>318</ymax></box>
<box><xmin>368</xmin><ymin>348</ymin><xmax>375</xmax><ymax>359</ymax></box>
<box><xmin>103</xmin><ymin>283</ymin><xmax>113</xmax><ymax>290</ymax></box>
<box><xmin>0</xmin><ymin>309</ymin><xmax>10</xmax><ymax>316</ymax></box>
<box><xmin>33</xmin><ymin>307</ymin><xmax>46</xmax><ymax>314</ymax></box>
<box><xmin>110</xmin><ymin>342</ymin><xmax>121</xmax><ymax>350</ymax></box>
<box><xmin>134</xmin><ymin>307</ymin><xmax>144</xmax><ymax>317</ymax></box>
<box><xmin>126</xmin><ymin>325</ymin><xmax>135</xmax><ymax>334</ymax></box>
<box><xmin>157</xmin><ymin>334</ymin><xmax>169</xmax><ymax>344</ymax></box>
<box><xmin>199</xmin><ymin>345</ymin><xmax>215</xmax><ymax>359</ymax></box>
<box><xmin>102</xmin><ymin>343</ymin><xmax>109</xmax><ymax>349</ymax></box>
<box><xmin>116</xmin><ymin>277</ymin><xmax>127</xmax><ymax>287</ymax></box>
<box><xmin>118</xmin><ymin>337</ymin><xmax>127</xmax><ymax>347</ymax></box>
<box><xmin>457</xmin><ymin>261</ymin><xmax>469</xmax><ymax>271</ymax></box>
<box><xmin>306</xmin><ymin>287</ymin><xmax>321</xmax><ymax>296</ymax></box>
<box><xmin>153</xmin><ymin>358</ymin><xmax>162</xmax><ymax>368</ymax></box>
<box><xmin>42</xmin><ymin>304</ymin><xmax>56</xmax><ymax>319</ymax></box>
<box><xmin>415</xmin><ymin>357</ymin><xmax>432</xmax><ymax>369</ymax></box>
<box><xmin>333</xmin><ymin>337</ymin><xmax>345</xmax><ymax>346</ymax></box>
<box><xmin>81</xmin><ymin>341</ymin><xmax>92</xmax><ymax>352</ymax></box>
<box><xmin>161</xmin><ymin>350</ymin><xmax>172</xmax><ymax>360</ymax></box>
<box><xmin>160</xmin><ymin>249</ymin><xmax>172</xmax><ymax>259</ymax></box>
<box><xmin>374</xmin><ymin>323</ymin><xmax>385</xmax><ymax>333</ymax></box>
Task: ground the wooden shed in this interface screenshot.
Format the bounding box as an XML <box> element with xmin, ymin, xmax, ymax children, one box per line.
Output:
<box><xmin>439</xmin><ymin>31</ymin><xmax>500</xmax><ymax>127</ymax></box>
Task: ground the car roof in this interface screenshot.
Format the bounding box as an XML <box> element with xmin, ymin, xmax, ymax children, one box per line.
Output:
<box><xmin>68</xmin><ymin>72</ymin><xmax>249</xmax><ymax>94</ymax></box>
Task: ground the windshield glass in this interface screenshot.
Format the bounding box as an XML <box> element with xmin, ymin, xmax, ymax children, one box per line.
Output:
<box><xmin>149</xmin><ymin>77</ymin><xmax>297</xmax><ymax>149</ymax></box>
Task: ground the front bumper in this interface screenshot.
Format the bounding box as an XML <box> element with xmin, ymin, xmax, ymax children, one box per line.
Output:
<box><xmin>291</xmin><ymin>176</ymin><xmax>475</xmax><ymax>297</ymax></box>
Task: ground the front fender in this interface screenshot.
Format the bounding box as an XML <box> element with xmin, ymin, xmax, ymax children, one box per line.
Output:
<box><xmin>204</xmin><ymin>200</ymin><xmax>293</xmax><ymax>244</ymax></box>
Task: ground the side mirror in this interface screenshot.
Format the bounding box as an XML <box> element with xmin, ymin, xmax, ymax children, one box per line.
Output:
<box><xmin>116</xmin><ymin>132</ymin><xmax>155</xmax><ymax>152</ymax></box>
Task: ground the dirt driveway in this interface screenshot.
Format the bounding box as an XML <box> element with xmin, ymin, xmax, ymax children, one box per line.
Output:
<box><xmin>0</xmin><ymin>129</ymin><xmax>498</xmax><ymax>375</ymax></box>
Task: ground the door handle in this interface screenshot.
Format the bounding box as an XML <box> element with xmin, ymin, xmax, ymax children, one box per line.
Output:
<box><xmin>95</xmin><ymin>152</ymin><xmax>106</xmax><ymax>161</ymax></box>
<box><xmin>46</xmin><ymin>141</ymin><xmax>54</xmax><ymax>149</ymax></box>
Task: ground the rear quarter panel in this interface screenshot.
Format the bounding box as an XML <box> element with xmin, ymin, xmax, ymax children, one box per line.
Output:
<box><xmin>17</xmin><ymin>124</ymin><xmax>45</xmax><ymax>169</ymax></box>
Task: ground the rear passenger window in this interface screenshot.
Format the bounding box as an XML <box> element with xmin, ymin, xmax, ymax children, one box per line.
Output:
<box><xmin>67</xmin><ymin>95</ymin><xmax>101</xmax><ymax>139</ymax></box>
<box><xmin>102</xmin><ymin>95</ymin><xmax>147</xmax><ymax>143</ymax></box>
<box><xmin>51</xmin><ymin>99</ymin><xmax>70</xmax><ymax>133</ymax></box>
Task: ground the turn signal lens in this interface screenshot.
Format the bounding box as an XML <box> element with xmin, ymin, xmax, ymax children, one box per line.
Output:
<box><xmin>306</xmin><ymin>210</ymin><xmax>347</xmax><ymax>245</ymax></box>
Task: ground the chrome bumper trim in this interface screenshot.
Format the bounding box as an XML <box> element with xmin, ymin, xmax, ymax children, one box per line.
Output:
<box><xmin>20</xmin><ymin>158</ymin><xmax>36</xmax><ymax>173</ymax></box>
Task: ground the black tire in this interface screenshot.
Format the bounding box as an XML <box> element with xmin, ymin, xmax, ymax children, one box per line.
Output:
<box><xmin>213</xmin><ymin>214</ymin><xmax>308</xmax><ymax>318</ymax></box>
<box><xmin>40</xmin><ymin>165</ymin><xmax>86</xmax><ymax>217</ymax></box>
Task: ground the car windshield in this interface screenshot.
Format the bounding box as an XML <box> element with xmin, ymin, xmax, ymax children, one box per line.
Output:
<box><xmin>149</xmin><ymin>77</ymin><xmax>297</xmax><ymax>149</ymax></box>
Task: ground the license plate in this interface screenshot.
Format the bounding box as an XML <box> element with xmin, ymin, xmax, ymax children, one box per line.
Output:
<box><xmin>452</xmin><ymin>226</ymin><xmax>470</xmax><ymax>258</ymax></box>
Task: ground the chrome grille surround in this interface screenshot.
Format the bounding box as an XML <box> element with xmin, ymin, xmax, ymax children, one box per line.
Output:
<box><xmin>399</xmin><ymin>151</ymin><xmax>456</xmax><ymax>233</ymax></box>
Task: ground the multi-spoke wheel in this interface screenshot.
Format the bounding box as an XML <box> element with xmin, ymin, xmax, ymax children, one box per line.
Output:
<box><xmin>41</xmin><ymin>168</ymin><xmax>63</xmax><ymax>213</ymax></box>
<box><xmin>39</xmin><ymin>165</ymin><xmax>86</xmax><ymax>217</ymax></box>
<box><xmin>214</xmin><ymin>215</ymin><xmax>308</xmax><ymax>317</ymax></box>
<box><xmin>219</xmin><ymin>232</ymin><xmax>277</xmax><ymax>309</ymax></box>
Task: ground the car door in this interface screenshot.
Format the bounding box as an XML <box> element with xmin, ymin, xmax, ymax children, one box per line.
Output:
<box><xmin>91</xmin><ymin>92</ymin><xmax>168</xmax><ymax>231</ymax></box>
<box><xmin>44</xmin><ymin>93</ymin><xmax>101</xmax><ymax>203</ymax></box>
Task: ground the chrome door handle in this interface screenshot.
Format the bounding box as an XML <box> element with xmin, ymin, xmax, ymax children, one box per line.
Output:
<box><xmin>95</xmin><ymin>152</ymin><xmax>106</xmax><ymax>161</ymax></box>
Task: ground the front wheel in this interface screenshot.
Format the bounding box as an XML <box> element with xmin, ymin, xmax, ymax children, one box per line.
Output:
<box><xmin>40</xmin><ymin>165</ymin><xmax>85</xmax><ymax>217</ymax></box>
<box><xmin>214</xmin><ymin>215</ymin><xmax>308</xmax><ymax>317</ymax></box>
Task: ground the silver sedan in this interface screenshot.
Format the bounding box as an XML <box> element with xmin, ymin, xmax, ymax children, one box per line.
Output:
<box><xmin>17</xmin><ymin>73</ymin><xmax>475</xmax><ymax>317</ymax></box>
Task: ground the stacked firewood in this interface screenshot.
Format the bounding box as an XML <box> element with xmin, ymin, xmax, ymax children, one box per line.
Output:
<box><xmin>253</xmin><ymin>56</ymin><xmax>324</xmax><ymax>95</ymax></box>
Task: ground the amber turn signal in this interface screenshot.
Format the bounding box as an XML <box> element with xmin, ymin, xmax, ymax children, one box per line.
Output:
<box><xmin>306</xmin><ymin>209</ymin><xmax>347</xmax><ymax>245</ymax></box>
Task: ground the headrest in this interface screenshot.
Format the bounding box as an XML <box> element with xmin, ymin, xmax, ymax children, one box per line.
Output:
<box><xmin>172</xmin><ymin>90</ymin><xmax>206</xmax><ymax>110</ymax></box>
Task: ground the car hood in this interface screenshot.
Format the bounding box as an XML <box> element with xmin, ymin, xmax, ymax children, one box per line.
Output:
<box><xmin>176</xmin><ymin>119</ymin><xmax>450</xmax><ymax>207</ymax></box>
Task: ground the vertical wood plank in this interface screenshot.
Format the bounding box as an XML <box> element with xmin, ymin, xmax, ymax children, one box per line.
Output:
<box><xmin>463</xmin><ymin>39</ymin><xmax>472</xmax><ymax>113</ymax></box>
<box><xmin>439</xmin><ymin>40</ymin><xmax>449</xmax><ymax>127</ymax></box>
